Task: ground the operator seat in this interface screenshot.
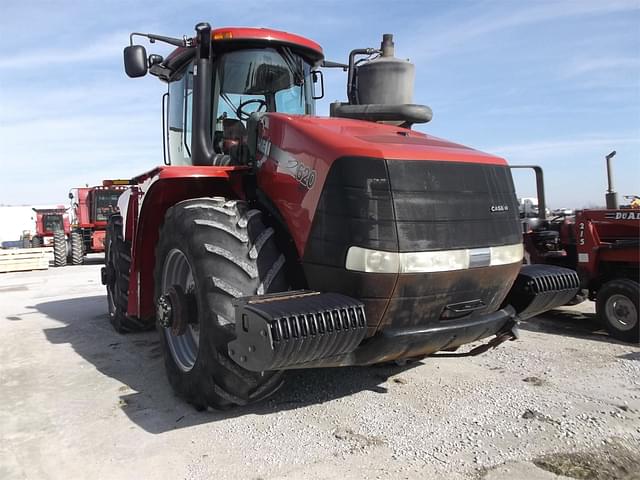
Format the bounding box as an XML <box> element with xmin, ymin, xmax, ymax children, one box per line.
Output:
<box><xmin>211</xmin><ymin>118</ymin><xmax>247</xmax><ymax>166</ymax></box>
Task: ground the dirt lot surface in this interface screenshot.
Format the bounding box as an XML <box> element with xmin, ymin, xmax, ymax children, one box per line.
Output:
<box><xmin>1</xmin><ymin>261</ymin><xmax>639</xmax><ymax>479</ymax></box>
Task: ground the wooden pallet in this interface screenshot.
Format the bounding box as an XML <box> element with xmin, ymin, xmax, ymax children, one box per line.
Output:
<box><xmin>0</xmin><ymin>247</ymin><xmax>52</xmax><ymax>273</ymax></box>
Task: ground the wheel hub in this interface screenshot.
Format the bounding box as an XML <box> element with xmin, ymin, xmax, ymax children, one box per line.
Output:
<box><xmin>606</xmin><ymin>294</ymin><xmax>637</xmax><ymax>331</ymax></box>
<box><xmin>157</xmin><ymin>285</ymin><xmax>194</xmax><ymax>336</ymax></box>
<box><xmin>156</xmin><ymin>293</ymin><xmax>174</xmax><ymax>329</ymax></box>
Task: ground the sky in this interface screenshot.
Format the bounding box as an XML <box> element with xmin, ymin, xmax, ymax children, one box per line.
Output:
<box><xmin>0</xmin><ymin>0</ymin><xmax>638</xmax><ymax>209</ymax></box>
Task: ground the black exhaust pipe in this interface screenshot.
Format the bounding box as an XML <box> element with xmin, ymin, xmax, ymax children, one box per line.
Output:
<box><xmin>191</xmin><ymin>23</ymin><xmax>215</xmax><ymax>166</ymax></box>
<box><xmin>605</xmin><ymin>150</ymin><xmax>618</xmax><ymax>209</ymax></box>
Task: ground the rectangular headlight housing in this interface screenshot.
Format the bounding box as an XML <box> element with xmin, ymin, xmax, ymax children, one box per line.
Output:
<box><xmin>345</xmin><ymin>243</ymin><xmax>523</xmax><ymax>274</ymax></box>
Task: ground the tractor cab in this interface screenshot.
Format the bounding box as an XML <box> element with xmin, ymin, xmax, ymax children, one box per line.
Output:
<box><xmin>210</xmin><ymin>46</ymin><xmax>316</xmax><ymax>164</ymax></box>
<box><xmin>91</xmin><ymin>189</ymin><xmax>121</xmax><ymax>223</ymax></box>
<box><xmin>41</xmin><ymin>212</ymin><xmax>64</xmax><ymax>234</ymax></box>
<box><xmin>125</xmin><ymin>26</ymin><xmax>323</xmax><ymax>167</ymax></box>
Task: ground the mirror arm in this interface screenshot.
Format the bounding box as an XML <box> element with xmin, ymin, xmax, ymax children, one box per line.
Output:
<box><xmin>129</xmin><ymin>32</ymin><xmax>192</xmax><ymax>48</ymax></box>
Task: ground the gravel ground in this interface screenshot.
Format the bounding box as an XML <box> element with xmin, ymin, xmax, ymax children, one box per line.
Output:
<box><xmin>1</xmin><ymin>261</ymin><xmax>639</xmax><ymax>479</ymax></box>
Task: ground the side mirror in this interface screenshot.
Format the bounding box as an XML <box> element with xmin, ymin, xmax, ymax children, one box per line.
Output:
<box><xmin>311</xmin><ymin>70</ymin><xmax>324</xmax><ymax>100</ymax></box>
<box><xmin>124</xmin><ymin>45</ymin><xmax>148</xmax><ymax>78</ymax></box>
<box><xmin>68</xmin><ymin>192</ymin><xmax>74</xmax><ymax>200</ymax></box>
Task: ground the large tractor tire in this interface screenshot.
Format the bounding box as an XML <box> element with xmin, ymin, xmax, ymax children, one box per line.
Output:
<box><xmin>596</xmin><ymin>279</ymin><xmax>639</xmax><ymax>344</ymax></box>
<box><xmin>154</xmin><ymin>197</ymin><xmax>289</xmax><ymax>410</ymax></box>
<box><xmin>70</xmin><ymin>231</ymin><xmax>84</xmax><ymax>265</ymax></box>
<box><xmin>53</xmin><ymin>230</ymin><xmax>67</xmax><ymax>267</ymax></box>
<box><xmin>105</xmin><ymin>215</ymin><xmax>149</xmax><ymax>333</ymax></box>
<box><xmin>31</xmin><ymin>236</ymin><xmax>42</xmax><ymax>248</ymax></box>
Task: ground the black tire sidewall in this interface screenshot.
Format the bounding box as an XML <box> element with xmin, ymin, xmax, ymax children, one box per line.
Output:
<box><xmin>154</xmin><ymin>198</ymin><xmax>288</xmax><ymax>409</ymax></box>
<box><xmin>154</xmin><ymin>206</ymin><xmax>227</xmax><ymax>409</ymax></box>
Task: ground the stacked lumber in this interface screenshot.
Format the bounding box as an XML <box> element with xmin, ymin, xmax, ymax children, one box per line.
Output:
<box><xmin>0</xmin><ymin>247</ymin><xmax>52</xmax><ymax>273</ymax></box>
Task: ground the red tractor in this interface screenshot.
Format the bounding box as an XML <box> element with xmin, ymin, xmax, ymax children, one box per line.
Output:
<box><xmin>515</xmin><ymin>164</ymin><xmax>639</xmax><ymax>343</ymax></box>
<box><xmin>102</xmin><ymin>23</ymin><xmax>579</xmax><ymax>409</ymax></box>
<box><xmin>68</xmin><ymin>182</ymin><xmax>127</xmax><ymax>265</ymax></box>
<box><xmin>31</xmin><ymin>206</ymin><xmax>71</xmax><ymax>267</ymax></box>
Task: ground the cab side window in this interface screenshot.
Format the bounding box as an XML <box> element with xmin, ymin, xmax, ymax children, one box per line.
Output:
<box><xmin>167</xmin><ymin>63</ymin><xmax>193</xmax><ymax>165</ymax></box>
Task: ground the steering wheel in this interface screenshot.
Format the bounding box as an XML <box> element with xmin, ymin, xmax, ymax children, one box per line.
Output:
<box><xmin>236</xmin><ymin>98</ymin><xmax>268</xmax><ymax>120</ymax></box>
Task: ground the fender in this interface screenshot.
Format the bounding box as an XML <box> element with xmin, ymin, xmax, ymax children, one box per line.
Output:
<box><xmin>124</xmin><ymin>165</ymin><xmax>249</xmax><ymax>320</ymax></box>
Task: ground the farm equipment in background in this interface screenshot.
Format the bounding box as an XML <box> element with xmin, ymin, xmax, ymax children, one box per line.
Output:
<box><xmin>68</xmin><ymin>182</ymin><xmax>127</xmax><ymax>265</ymax></box>
<box><xmin>514</xmin><ymin>160</ymin><xmax>639</xmax><ymax>343</ymax></box>
<box><xmin>101</xmin><ymin>22</ymin><xmax>579</xmax><ymax>410</ymax></box>
<box><xmin>31</xmin><ymin>206</ymin><xmax>70</xmax><ymax>267</ymax></box>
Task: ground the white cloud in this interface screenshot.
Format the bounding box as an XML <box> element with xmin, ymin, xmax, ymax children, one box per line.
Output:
<box><xmin>409</xmin><ymin>0</ymin><xmax>640</xmax><ymax>60</ymax></box>
<box><xmin>487</xmin><ymin>135</ymin><xmax>640</xmax><ymax>160</ymax></box>
<box><xmin>562</xmin><ymin>56</ymin><xmax>640</xmax><ymax>78</ymax></box>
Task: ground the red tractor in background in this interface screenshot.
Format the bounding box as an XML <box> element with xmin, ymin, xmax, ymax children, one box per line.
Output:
<box><xmin>514</xmin><ymin>160</ymin><xmax>639</xmax><ymax>343</ymax></box>
<box><xmin>102</xmin><ymin>23</ymin><xmax>579</xmax><ymax>410</ymax></box>
<box><xmin>67</xmin><ymin>182</ymin><xmax>127</xmax><ymax>265</ymax></box>
<box><xmin>31</xmin><ymin>206</ymin><xmax>71</xmax><ymax>267</ymax></box>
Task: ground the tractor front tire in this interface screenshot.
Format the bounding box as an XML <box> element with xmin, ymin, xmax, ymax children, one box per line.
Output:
<box><xmin>32</xmin><ymin>236</ymin><xmax>42</xmax><ymax>248</ymax></box>
<box><xmin>105</xmin><ymin>215</ymin><xmax>149</xmax><ymax>333</ymax></box>
<box><xmin>53</xmin><ymin>230</ymin><xmax>67</xmax><ymax>267</ymax></box>
<box><xmin>596</xmin><ymin>278</ymin><xmax>639</xmax><ymax>344</ymax></box>
<box><xmin>70</xmin><ymin>231</ymin><xmax>84</xmax><ymax>265</ymax></box>
<box><xmin>154</xmin><ymin>197</ymin><xmax>289</xmax><ymax>410</ymax></box>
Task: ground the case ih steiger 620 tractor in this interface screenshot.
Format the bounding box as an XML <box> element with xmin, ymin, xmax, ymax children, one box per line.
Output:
<box><xmin>67</xmin><ymin>182</ymin><xmax>127</xmax><ymax>265</ymax></box>
<box><xmin>31</xmin><ymin>206</ymin><xmax>70</xmax><ymax>266</ymax></box>
<box><xmin>103</xmin><ymin>23</ymin><xmax>579</xmax><ymax>409</ymax></box>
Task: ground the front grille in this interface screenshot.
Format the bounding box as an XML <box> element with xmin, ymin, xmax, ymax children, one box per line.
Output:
<box><xmin>387</xmin><ymin>160</ymin><xmax>521</xmax><ymax>251</ymax></box>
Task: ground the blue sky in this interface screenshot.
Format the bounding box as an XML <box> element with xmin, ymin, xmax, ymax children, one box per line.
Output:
<box><xmin>0</xmin><ymin>0</ymin><xmax>638</xmax><ymax>208</ymax></box>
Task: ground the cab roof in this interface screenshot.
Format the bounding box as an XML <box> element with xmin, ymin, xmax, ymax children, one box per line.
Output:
<box><xmin>211</xmin><ymin>27</ymin><xmax>323</xmax><ymax>57</ymax></box>
<box><xmin>155</xmin><ymin>27</ymin><xmax>323</xmax><ymax>81</ymax></box>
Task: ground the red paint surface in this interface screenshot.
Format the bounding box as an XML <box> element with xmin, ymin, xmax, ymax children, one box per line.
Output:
<box><xmin>575</xmin><ymin>209</ymin><xmax>640</xmax><ymax>282</ymax></box>
<box><xmin>212</xmin><ymin>27</ymin><xmax>322</xmax><ymax>57</ymax></box>
<box><xmin>126</xmin><ymin>166</ymin><xmax>247</xmax><ymax>319</ymax></box>
<box><xmin>256</xmin><ymin>113</ymin><xmax>508</xmax><ymax>257</ymax></box>
<box><xmin>92</xmin><ymin>230</ymin><xmax>106</xmax><ymax>252</ymax></box>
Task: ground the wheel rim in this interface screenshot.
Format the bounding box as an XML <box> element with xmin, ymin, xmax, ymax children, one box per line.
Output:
<box><xmin>161</xmin><ymin>248</ymin><xmax>200</xmax><ymax>372</ymax></box>
<box><xmin>605</xmin><ymin>294</ymin><xmax>638</xmax><ymax>331</ymax></box>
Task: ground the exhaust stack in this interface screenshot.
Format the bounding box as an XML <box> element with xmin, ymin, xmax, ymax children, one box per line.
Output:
<box><xmin>605</xmin><ymin>150</ymin><xmax>618</xmax><ymax>209</ymax></box>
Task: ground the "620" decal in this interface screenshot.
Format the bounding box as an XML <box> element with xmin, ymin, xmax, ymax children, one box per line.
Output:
<box><xmin>295</xmin><ymin>163</ymin><xmax>316</xmax><ymax>189</ymax></box>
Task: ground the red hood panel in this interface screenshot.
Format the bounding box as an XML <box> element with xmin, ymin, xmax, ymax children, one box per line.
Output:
<box><xmin>266</xmin><ymin>114</ymin><xmax>506</xmax><ymax>165</ymax></box>
<box><xmin>257</xmin><ymin>114</ymin><xmax>510</xmax><ymax>258</ymax></box>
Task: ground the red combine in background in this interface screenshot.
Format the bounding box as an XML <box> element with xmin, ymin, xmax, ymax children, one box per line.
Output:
<box><xmin>31</xmin><ymin>206</ymin><xmax>70</xmax><ymax>266</ymax></box>
<box><xmin>67</xmin><ymin>182</ymin><xmax>127</xmax><ymax>265</ymax></box>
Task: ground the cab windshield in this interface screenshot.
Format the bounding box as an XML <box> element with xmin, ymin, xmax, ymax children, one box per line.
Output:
<box><xmin>93</xmin><ymin>190</ymin><xmax>121</xmax><ymax>222</ymax></box>
<box><xmin>213</xmin><ymin>47</ymin><xmax>315</xmax><ymax>122</ymax></box>
<box><xmin>43</xmin><ymin>214</ymin><xmax>63</xmax><ymax>233</ymax></box>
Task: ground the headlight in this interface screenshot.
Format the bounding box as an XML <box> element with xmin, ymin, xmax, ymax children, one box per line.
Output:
<box><xmin>399</xmin><ymin>250</ymin><xmax>470</xmax><ymax>273</ymax></box>
<box><xmin>490</xmin><ymin>243</ymin><xmax>523</xmax><ymax>266</ymax></box>
<box><xmin>345</xmin><ymin>246</ymin><xmax>400</xmax><ymax>273</ymax></box>
<box><xmin>346</xmin><ymin>243</ymin><xmax>523</xmax><ymax>273</ymax></box>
